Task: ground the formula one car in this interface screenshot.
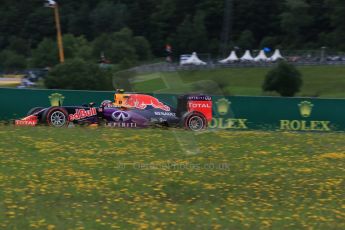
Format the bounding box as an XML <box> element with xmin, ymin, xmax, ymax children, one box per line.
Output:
<box><xmin>14</xmin><ymin>91</ymin><xmax>212</xmax><ymax>131</ymax></box>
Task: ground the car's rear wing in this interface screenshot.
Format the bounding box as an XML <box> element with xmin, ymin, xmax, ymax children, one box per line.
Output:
<box><xmin>177</xmin><ymin>95</ymin><xmax>212</xmax><ymax>122</ymax></box>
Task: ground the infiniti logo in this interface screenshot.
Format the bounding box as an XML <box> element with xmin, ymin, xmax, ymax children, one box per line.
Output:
<box><xmin>111</xmin><ymin>111</ymin><xmax>131</xmax><ymax>122</ymax></box>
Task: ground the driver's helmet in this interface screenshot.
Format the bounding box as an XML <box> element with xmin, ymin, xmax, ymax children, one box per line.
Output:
<box><xmin>114</xmin><ymin>93</ymin><xmax>129</xmax><ymax>107</ymax></box>
<box><xmin>100</xmin><ymin>100</ymin><xmax>113</xmax><ymax>108</ymax></box>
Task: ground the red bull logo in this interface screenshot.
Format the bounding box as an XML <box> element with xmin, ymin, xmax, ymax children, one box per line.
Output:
<box><xmin>124</xmin><ymin>94</ymin><xmax>170</xmax><ymax>111</ymax></box>
<box><xmin>69</xmin><ymin>108</ymin><xmax>97</xmax><ymax>121</ymax></box>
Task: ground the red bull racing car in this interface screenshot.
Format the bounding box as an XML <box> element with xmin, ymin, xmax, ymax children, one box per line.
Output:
<box><xmin>14</xmin><ymin>92</ymin><xmax>212</xmax><ymax>131</ymax></box>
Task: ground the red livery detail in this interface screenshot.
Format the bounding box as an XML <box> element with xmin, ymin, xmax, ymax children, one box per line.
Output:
<box><xmin>187</xmin><ymin>100</ymin><xmax>213</xmax><ymax>122</ymax></box>
<box><xmin>69</xmin><ymin>108</ymin><xmax>97</xmax><ymax>121</ymax></box>
<box><xmin>124</xmin><ymin>94</ymin><xmax>170</xmax><ymax>111</ymax></box>
<box><xmin>15</xmin><ymin>115</ymin><xmax>38</xmax><ymax>126</ymax></box>
<box><xmin>15</xmin><ymin>120</ymin><xmax>37</xmax><ymax>126</ymax></box>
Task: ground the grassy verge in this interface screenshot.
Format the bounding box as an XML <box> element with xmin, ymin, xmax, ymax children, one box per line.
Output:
<box><xmin>133</xmin><ymin>66</ymin><xmax>345</xmax><ymax>98</ymax></box>
<box><xmin>0</xmin><ymin>127</ymin><xmax>344</xmax><ymax>229</ymax></box>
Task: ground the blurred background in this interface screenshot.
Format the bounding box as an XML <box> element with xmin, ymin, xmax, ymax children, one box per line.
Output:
<box><xmin>0</xmin><ymin>0</ymin><xmax>344</xmax><ymax>97</ymax></box>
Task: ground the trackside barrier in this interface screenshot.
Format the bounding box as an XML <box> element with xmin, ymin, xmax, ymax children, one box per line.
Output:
<box><xmin>0</xmin><ymin>88</ymin><xmax>113</xmax><ymax>120</ymax></box>
<box><xmin>0</xmin><ymin>88</ymin><xmax>344</xmax><ymax>132</ymax></box>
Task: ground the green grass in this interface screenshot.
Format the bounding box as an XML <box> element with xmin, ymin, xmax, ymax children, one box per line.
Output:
<box><xmin>133</xmin><ymin>66</ymin><xmax>345</xmax><ymax>98</ymax></box>
<box><xmin>0</xmin><ymin>127</ymin><xmax>344</xmax><ymax>229</ymax></box>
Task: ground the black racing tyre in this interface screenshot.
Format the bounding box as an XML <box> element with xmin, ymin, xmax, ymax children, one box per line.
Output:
<box><xmin>42</xmin><ymin>107</ymin><xmax>69</xmax><ymax>127</ymax></box>
<box><xmin>183</xmin><ymin>112</ymin><xmax>207</xmax><ymax>131</ymax></box>
<box><xmin>27</xmin><ymin>107</ymin><xmax>44</xmax><ymax>116</ymax></box>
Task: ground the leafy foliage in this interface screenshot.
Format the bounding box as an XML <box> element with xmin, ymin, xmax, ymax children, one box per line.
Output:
<box><xmin>0</xmin><ymin>50</ymin><xmax>27</xmax><ymax>72</ymax></box>
<box><xmin>92</xmin><ymin>28</ymin><xmax>151</xmax><ymax>65</ymax></box>
<box><xmin>0</xmin><ymin>0</ymin><xmax>345</xmax><ymax>69</ymax></box>
<box><xmin>90</xmin><ymin>1</ymin><xmax>128</xmax><ymax>35</ymax></box>
<box><xmin>30</xmin><ymin>38</ymin><xmax>59</xmax><ymax>68</ymax></box>
<box><xmin>237</xmin><ymin>30</ymin><xmax>255</xmax><ymax>50</ymax></box>
<box><xmin>30</xmin><ymin>34</ymin><xmax>93</xmax><ymax>68</ymax></box>
<box><xmin>263</xmin><ymin>61</ymin><xmax>303</xmax><ymax>97</ymax></box>
<box><xmin>44</xmin><ymin>58</ymin><xmax>113</xmax><ymax>90</ymax></box>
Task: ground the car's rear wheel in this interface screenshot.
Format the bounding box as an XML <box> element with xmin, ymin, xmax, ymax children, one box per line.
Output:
<box><xmin>42</xmin><ymin>107</ymin><xmax>69</xmax><ymax>127</ymax></box>
<box><xmin>184</xmin><ymin>112</ymin><xmax>207</xmax><ymax>131</ymax></box>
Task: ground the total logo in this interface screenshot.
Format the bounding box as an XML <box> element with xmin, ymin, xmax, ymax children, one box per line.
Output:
<box><xmin>69</xmin><ymin>108</ymin><xmax>97</xmax><ymax>121</ymax></box>
<box><xmin>15</xmin><ymin>120</ymin><xmax>37</xmax><ymax>126</ymax></box>
<box><xmin>112</xmin><ymin>111</ymin><xmax>131</xmax><ymax>122</ymax></box>
<box><xmin>188</xmin><ymin>102</ymin><xmax>212</xmax><ymax>108</ymax></box>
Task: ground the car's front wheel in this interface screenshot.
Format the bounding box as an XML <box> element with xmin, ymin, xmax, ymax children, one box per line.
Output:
<box><xmin>42</xmin><ymin>107</ymin><xmax>69</xmax><ymax>127</ymax></box>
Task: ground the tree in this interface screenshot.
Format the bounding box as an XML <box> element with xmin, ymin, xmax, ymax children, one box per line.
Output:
<box><xmin>22</xmin><ymin>7</ymin><xmax>55</xmax><ymax>47</ymax></box>
<box><xmin>44</xmin><ymin>58</ymin><xmax>113</xmax><ymax>90</ymax></box>
<box><xmin>31</xmin><ymin>38</ymin><xmax>58</xmax><ymax>68</ymax></box>
<box><xmin>92</xmin><ymin>28</ymin><xmax>151</xmax><ymax>65</ymax></box>
<box><xmin>1</xmin><ymin>0</ymin><xmax>345</xmax><ymax>62</ymax></box>
<box><xmin>92</xmin><ymin>33</ymin><xmax>112</xmax><ymax>60</ymax></box>
<box><xmin>0</xmin><ymin>50</ymin><xmax>27</xmax><ymax>72</ymax></box>
<box><xmin>280</xmin><ymin>0</ymin><xmax>313</xmax><ymax>46</ymax></box>
<box><xmin>90</xmin><ymin>1</ymin><xmax>128</xmax><ymax>36</ymax></box>
<box><xmin>67</xmin><ymin>3</ymin><xmax>92</xmax><ymax>38</ymax></box>
<box><xmin>110</xmin><ymin>42</ymin><xmax>137</xmax><ymax>64</ymax></box>
<box><xmin>173</xmin><ymin>11</ymin><xmax>209</xmax><ymax>54</ymax></box>
<box><xmin>92</xmin><ymin>31</ymin><xmax>137</xmax><ymax>65</ymax></box>
<box><xmin>133</xmin><ymin>36</ymin><xmax>152</xmax><ymax>61</ymax></box>
<box><xmin>262</xmin><ymin>61</ymin><xmax>303</xmax><ymax>97</ymax></box>
<box><xmin>192</xmin><ymin>10</ymin><xmax>209</xmax><ymax>52</ymax></box>
<box><xmin>260</xmin><ymin>36</ymin><xmax>279</xmax><ymax>49</ymax></box>
<box><xmin>62</xmin><ymin>34</ymin><xmax>92</xmax><ymax>61</ymax></box>
<box><xmin>31</xmin><ymin>35</ymin><xmax>93</xmax><ymax>68</ymax></box>
<box><xmin>324</xmin><ymin>0</ymin><xmax>345</xmax><ymax>50</ymax></box>
<box><xmin>237</xmin><ymin>30</ymin><xmax>255</xmax><ymax>50</ymax></box>
<box><xmin>173</xmin><ymin>15</ymin><xmax>195</xmax><ymax>53</ymax></box>
<box><xmin>8</xmin><ymin>37</ymin><xmax>30</xmax><ymax>56</ymax></box>
<box><xmin>147</xmin><ymin>0</ymin><xmax>177</xmax><ymax>54</ymax></box>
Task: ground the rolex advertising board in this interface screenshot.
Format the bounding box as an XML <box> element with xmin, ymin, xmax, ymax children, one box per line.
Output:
<box><xmin>0</xmin><ymin>88</ymin><xmax>344</xmax><ymax>131</ymax></box>
<box><xmin>210</xmin><ymin>96</ymin><xmax>345</xmax><ymax>131</ymax></box>
<box><xmin>209</xmin><ymin>98</ymin><xmax>248</xmax><ymax>130</ymax></box>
